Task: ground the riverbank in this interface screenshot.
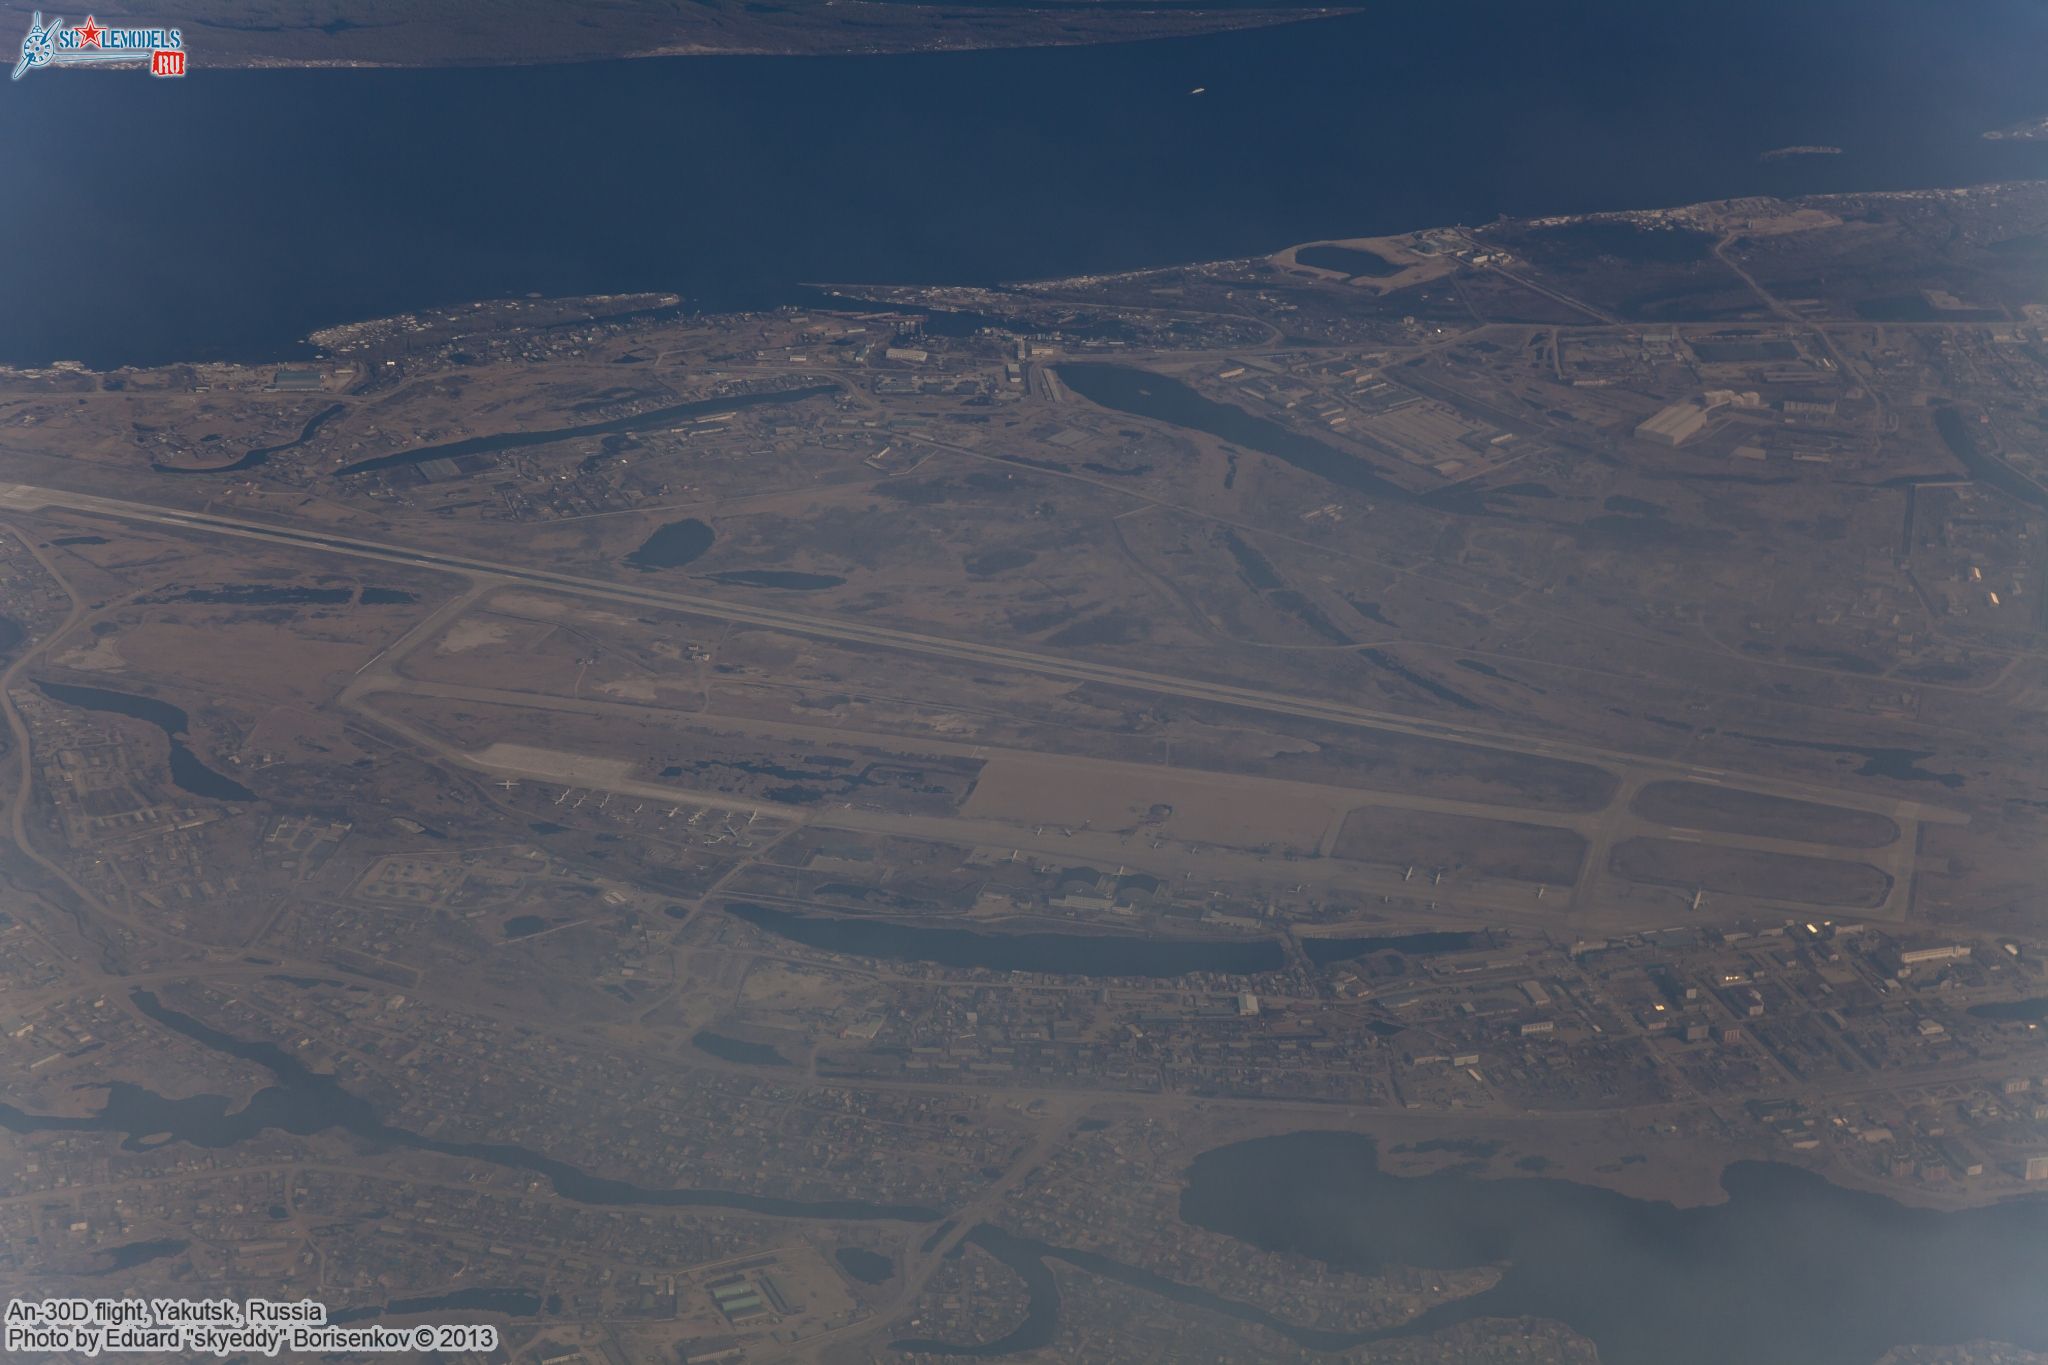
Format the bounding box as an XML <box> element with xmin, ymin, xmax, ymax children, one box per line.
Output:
<box><xmin>4</xmin><ymin>1</ymin><xmax>1339</xmax><ymax>71</ymax></box>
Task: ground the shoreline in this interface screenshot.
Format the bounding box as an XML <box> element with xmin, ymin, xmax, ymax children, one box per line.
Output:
<box><xmin>11</xmin><ymin>5</ymin><xmax>1348</xmax><ymax>73</ymax></box>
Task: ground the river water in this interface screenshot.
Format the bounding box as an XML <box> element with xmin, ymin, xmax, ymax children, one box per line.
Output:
<box><xmin>11</xmin><ymin>7</ymin><xmax>2048</xmax><ymax>1353</ymax></box>
<box><xmin>1178</xmin><ymin>1132</ymin><xmax>2048</xmax><ymax>1365</ymax></box>
<box><xmin>725</xmin><ymin>900</ymin><xmax>1287</xmax><ymax>976</ymax></box>
<box><xmin>0</xmin><ymin>992</ymin><xmax>941</xmax><ymax>1223</ymax></box>
<box><xmin>13</xmin><ymin>995</ymin><xmax>2048</xmax><ymax>1361</ymax></box>
<box><xmin>6</xmin><ymin>0</ymin><xmax>2048</xmax><ymax>367</ymax></box>
<box><xmin>887</xmin><ymin>1130</ymin><xmax>2048</xmax><ymax>1362</ymax></box>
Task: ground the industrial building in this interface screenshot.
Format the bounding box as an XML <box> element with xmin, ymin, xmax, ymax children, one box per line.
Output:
<box><xmin>1636</xmin><ymin>400</ymin><xmax>1709</xmax><ymax>446</ymax></box>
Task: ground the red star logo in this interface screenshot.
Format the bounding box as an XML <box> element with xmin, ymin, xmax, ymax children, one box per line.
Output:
<box><xmin>76</xmin><ymin>16</ymin><xmax>101</xmax><ymax>47</ymax></box>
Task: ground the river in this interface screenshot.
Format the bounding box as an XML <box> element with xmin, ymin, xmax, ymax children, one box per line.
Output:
<box><xmin>1057</xmin><ymin>362</ymin><xmax>1488</xmax><ymax>511</ymax></box>
<box><xmin>333</xmin><ymin>385</ymin><xmax>834</xmax><ymax>478</ymax></box>
<box><xmin>1175</xmin><ymin>1132</ymin><xmax>2048</xmax><ymax>1365</ymax></box>
<box><xmin>894</xmin><ymin>1133</ymin><xmax>2048</xmax><ymax>1361</ymax></box>
<box><xmin>7</xmin><ymin>0</ymin><xmax>2048</xmax><ymax>367</ymax></box>
<box><xmin>725</xmin><ymin>901</ymin><xmax>1287</xmax><ymax>977</ymax></box>
<box><xmin>0</xmin><ymin>992</ymin><xmax>941</xmax><ymax>1224</ymax></box>
<box><xmin>14</xmin><ymin>994</ymin><xmax>2048</xmax><ymax>1361</ymax></box>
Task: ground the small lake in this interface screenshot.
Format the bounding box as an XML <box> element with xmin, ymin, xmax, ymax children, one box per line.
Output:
<box><xmin>1056</xmin><ymin>363</ymin><xmax>1487</xmax><ymax>513</ymax></box>
<box><xmin>87</xmin><ymin>1239</ymin><xmax>188</xmax><ymax>1275</ymax></box>
<box><xmin>1293</xmin><ymin>244</ymin><xmax>1401</xmax><ymax>277</ymax></box>
<box><xmin>834</xmin><ymin>1247</ymin><xmax>895</xmax><ymax>1285</ymax></box>
<box><xmin>1725</xmin><ymin>730</ymin><xmax>1964</xmax><ymax>788</ymax></box>
<box><xmin>626</xmin><ymin>518</ymin><xmax>715</xmax><ymax>571</ymax></box>
<box><xmin>35</xmin><ymin>680</ymin><xmax>256</xmax><ymax>803</ymax></box>
<box><xmin>691</xmin><ymin>1030</ymin><xmax>792</xmax><ymax>1067</ymax></box>
<box><xmin>725</xmin><ymin>901</ymin><xmax>1286</xmax><ymax>977</ymax></box>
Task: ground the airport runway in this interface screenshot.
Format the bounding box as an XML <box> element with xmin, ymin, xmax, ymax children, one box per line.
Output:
<box><xmin>0</xmin><ymin>481</ymin><xmax>1964</xmax><ymax>829</ymax></box>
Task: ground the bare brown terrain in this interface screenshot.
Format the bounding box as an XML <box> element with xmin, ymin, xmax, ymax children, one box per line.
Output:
<box><xmin>1633</xmin><ymin>779</ymin><xmax>1903</xmax><ymax>849</ymax></box>
<box><xmin>1609</xmin><ymin>836</ymin><xmax>1894</xmax><ymax>911</ymax></box>
<box><xmin>1330</xmin><ymin>806</ymin><xmax>1589</xmax><ymax>885</ymax></box>
<box><xmin>7</xmin><ymin>184</ymin><xmax>2048</xmax><ymax>1363</ymax></box>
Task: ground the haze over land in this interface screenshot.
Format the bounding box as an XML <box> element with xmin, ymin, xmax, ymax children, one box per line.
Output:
<box><xmin>9</xmin><ymin>6</ymin><xmax>2048</xmax><ymax>1364</ymax></box>
<box><xmin>10</xmin><ymin>181</ymin><xmax>2048</xmax><ymax>1362</ymax></box>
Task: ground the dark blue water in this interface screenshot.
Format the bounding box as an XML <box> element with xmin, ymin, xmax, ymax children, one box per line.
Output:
<box><xmin>1969</xmin><ymin>997</ymin><xmax>2048</xmax><ymax>1022</ymax></box>
<box><xmin>6</xmin><ymin>0</ymin><xmax>2048</xmax><ymax>367</ymax></box>
<box><xmin>35</xmin><ymin>680</ymin><xmax>257</xmax><ymax>802</ymax></box>
<box><xmin>725</xmin><ymin>901</ymin><xmax>1286</xmax><ymax>977</ymax></box>
<box><xmin>151</xmin><ymin>402</ymin><xmax>343</xmax><ymax>475</ymax></box>
<box><xmin>334</xmin><ymin>385</ymin><xmax>834</xmax><ymax>477</ymax></box>
<box><xmin>1933</xmin><ymin>404</ymin><xmax>2048</xmax><ymax>511</ymax></box>
<box><xmin>86</xmin><ymin>1239</ymin><xmax>188</xmax><ymax>1275</ymax></box>
<box><xmin>1059</xmin><ymin>362</ymin><xmax>1488</xmax><ymax>511</ymax></box>
<box><xmin>626</xmin><ymin>518</ymin><xmax>715</xmax><ymax>571</ymax></box>
<box><xmin>835</xmin><ymin>1246</ymin><xmax>895</xmax><ymax>1285</ymax></box>
<box><xmin>691</xmin><ymin>1029</ymin><xmax>792</xmax><ymax>1067</ymax></box>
